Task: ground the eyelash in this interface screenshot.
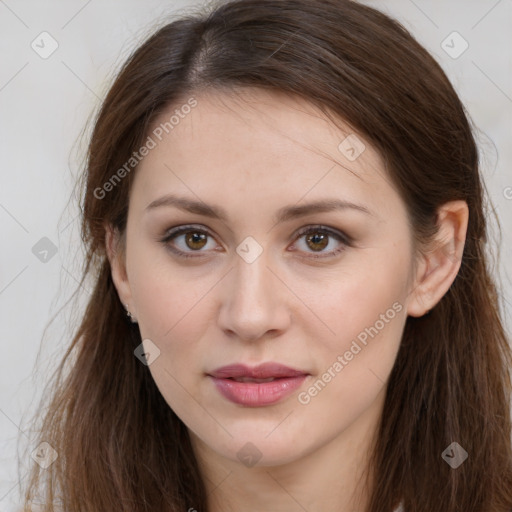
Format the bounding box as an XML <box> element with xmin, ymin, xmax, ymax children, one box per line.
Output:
<box><xmin>160</xmin><ymin>224</ymin><xmax>352</xmax><ymax>260</ymax></box>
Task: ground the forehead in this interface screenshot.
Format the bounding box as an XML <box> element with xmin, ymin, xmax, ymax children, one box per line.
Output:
<box><xmin>132</xmin><ymin>88</ymin><xmax>401</xmax><ymax>220</ymax></box>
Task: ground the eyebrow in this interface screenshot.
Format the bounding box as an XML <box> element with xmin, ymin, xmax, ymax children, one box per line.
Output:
<box><xmin>145</xmin><ymin>194</ymin><xmax>374</xmax><ymax>224</ymax></box>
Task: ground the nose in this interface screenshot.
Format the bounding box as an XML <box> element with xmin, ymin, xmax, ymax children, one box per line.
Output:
<box><xmin>217</xmin><ymin>250</ymin><xmax>291</xmax><ymax>343</ymax></box>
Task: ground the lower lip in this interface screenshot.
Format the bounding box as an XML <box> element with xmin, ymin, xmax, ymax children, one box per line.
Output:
<box><xmin>209</xmin><ymin>375</ymin><xmax>308</xmax><ymax>406</ymax></box>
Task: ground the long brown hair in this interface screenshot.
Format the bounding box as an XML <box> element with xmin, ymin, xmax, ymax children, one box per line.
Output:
<box><xmin>21</xmin><ymin>0</ymin><xmax>512</xmax><ymax>510</ymax></box>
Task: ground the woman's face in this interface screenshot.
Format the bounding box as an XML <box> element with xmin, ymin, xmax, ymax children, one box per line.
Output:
<box><xmin>115</xmin><ymin>88</ymin><xmax>419</xmax><ymax>468</ymax></box>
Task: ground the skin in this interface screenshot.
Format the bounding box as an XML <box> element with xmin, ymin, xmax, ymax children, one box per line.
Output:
<box><xmin>107</xmin><ymin>88</ymin><xmax>468</xmax><ymax>512</ymax></box>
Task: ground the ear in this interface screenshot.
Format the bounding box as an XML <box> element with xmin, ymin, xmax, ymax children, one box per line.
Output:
<box><xmin>407</xmin><ymin>200</ymin><xmax>469</xmax><ymax>318</ymax></box>
<box><xmin>105</xmin><ymin>223</ymin><xmax>135</xmax><ymax>316</ymax></box>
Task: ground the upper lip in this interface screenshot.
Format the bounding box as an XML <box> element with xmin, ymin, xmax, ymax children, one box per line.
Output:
<box><xmin>208</xmin><ymin>363</ymin><xmax>308</xmax><ymax>379</ymax></box>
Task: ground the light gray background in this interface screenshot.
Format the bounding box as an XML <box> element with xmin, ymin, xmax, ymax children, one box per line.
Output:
<box><xmin>1</xmin><ymin>1</ymin><xmax>511</xmax><ymax>510</ymax></box>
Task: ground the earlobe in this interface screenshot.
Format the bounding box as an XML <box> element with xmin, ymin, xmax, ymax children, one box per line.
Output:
<box><xmin>105</xmin><ymin>223</ymin><xmax>134</xmax><ymax>313</ymax></box>
<box><xmin>406</xmin><ymin>200</ymin><xmax>469</xmax><ymax>318</ymax></box>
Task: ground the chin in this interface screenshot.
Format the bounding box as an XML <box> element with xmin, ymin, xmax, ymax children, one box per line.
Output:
<box><xmin>208</xmin><ymin>431</ymin><xmax>311</xmax><ymax>468</ymax></box>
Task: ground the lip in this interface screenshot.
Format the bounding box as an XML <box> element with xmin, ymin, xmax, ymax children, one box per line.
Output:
<box><xmin>208</xmin><ymin>363</ymin><xmax>309</xmax><ymax>406</ymax></box>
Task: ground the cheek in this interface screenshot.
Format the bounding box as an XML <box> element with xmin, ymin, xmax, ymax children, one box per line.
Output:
<box><xmin>127</xmin><ymin>239</ymin><xmax>215</xmax><ymax>339</ymax></box>
<box><xmin>129</xmin><ymin>262</ymin><xmax>215</xmax><ymax>423</ymax></box>
<box><xmin>296</xmin><ymin>280</ymin><xmax>407</xmax><ymax>433</ymax></box>
<box><xmin>309</xmin><ymin>282</ymin><xmax>405</xmax><ymax>397</ymax></box>
<box><xmin>295</xmin><ymin>244</ymin><xmax>410</xmax><ymax>417</ymax></box>
<box><xmin>307</xmin><ymin>244</ymin><xmax>411</xmax><ymax>354</ymax></box>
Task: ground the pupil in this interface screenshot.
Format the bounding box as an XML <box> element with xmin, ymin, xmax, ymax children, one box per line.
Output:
<box><xmin>187</xmin><ymin>232</ymin><xmax>206</xmax><ymax>249</ymax></box>
<box><xmin>307</xmin><ymin>233</ymin><xmax>327</xmax><ymax>251</ymax></box>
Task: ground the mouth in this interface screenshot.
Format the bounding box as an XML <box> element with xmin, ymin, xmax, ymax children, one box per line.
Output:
<box><xmin>207</xmin><ymin>362</ymin><xmax>309</xmax><ymax>406</ymax></box>
<box><xmin>226</xmin><ymin>377</ymin><xmax>281</xmax><ymax>383</ymax></box>
<box><xmin>208</xmin><ymin>362</ymin><xmax>308</xmax><ymax>380</ymax></box>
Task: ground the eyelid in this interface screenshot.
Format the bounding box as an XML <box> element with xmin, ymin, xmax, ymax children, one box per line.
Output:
<box><xmin>160</xmin><ymin>223</ymin><xmax>352</xmax><ymax>259</ymax></box>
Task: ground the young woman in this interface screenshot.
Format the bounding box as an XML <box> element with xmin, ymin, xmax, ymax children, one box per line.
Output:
<box><xmin>22</xmin><ymin>0</ymin><xmax>512</xmax><ymax>510</ymax></box>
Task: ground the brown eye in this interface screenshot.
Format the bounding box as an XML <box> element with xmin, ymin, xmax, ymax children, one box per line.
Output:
<box><xmin>161</xmin><ymin>226</ymin><xmax>217</xmax><ymax>258</ymax></box>
<box><xmin>161</xmin><ymin>224</ymin><xmax>350</xmax><ymax>260</ymax></box>
<box><xmin>305</xmin><ymin>232</ymin><xmax>329</xmax><ymax>252</ymax></box>
<box><xmin>184</xmin><ymin>231</ymin><xmax>208</xmax><ymax>250</ymax></box>
<box><xmin>291</xmin><ymin>225</ymin><xmax>350</xmax><ymax>259</ymax></box>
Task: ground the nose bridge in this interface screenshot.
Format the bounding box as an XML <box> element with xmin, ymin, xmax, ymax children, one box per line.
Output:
<box><xmin>230</xmin><ymin>246</ymin><xmax>275</xmax><ymax>314</ymax></box>
<box><xmin>218</xmin><ymin>244</ymin><xmax>289</xmax><ymax>340</ymax></box>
